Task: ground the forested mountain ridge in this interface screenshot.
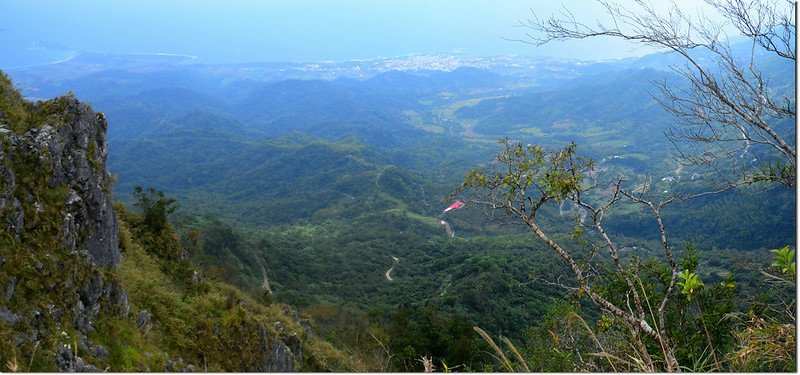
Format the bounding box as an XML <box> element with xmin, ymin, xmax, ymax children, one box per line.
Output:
<box><xmin>0</xmin><ymin>71</ymin><xmax>358</xmax><ymax>372</ymax></box>
<box><xmin>3</xmin><ymin>37</ymin><xmax>795</xmax><ymax>371</ymax></box>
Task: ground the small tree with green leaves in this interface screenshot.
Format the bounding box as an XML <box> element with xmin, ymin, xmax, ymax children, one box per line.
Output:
<box><xmin>133</xmin><ymin>186</ymin><xmax>178</xmax><ymax>233</ymax></box>
<box><xmin>130</xmin><ymin>186</ymin><xmax>185</xmax><ymax>264</ymax></box>
<box><xmin>455</xmin><ymin>139</ymin><xmax>688</xmax><ymax>371</ymax></box>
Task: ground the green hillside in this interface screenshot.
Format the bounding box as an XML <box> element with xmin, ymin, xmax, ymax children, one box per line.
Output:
<box><xmin>0</xmin><ymin>73</ymin><xmax>357</xmax><ymax>371</ymax></box>
<box><xmin>3</xmin><ymin>36</ymin><xmax>796</xmax><ymax>371</ymax></box>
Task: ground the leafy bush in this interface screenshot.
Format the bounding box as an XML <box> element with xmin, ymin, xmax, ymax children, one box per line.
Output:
<box><xmin>132</xmin><ymin>186</ymin><xmax>178</xmax><ymax>233</ymax></box>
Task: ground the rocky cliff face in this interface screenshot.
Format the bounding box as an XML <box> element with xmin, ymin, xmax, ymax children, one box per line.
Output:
<box><xmin>0</xmin><ymin>95</ymin><xmax>120</xmax><ymax>267</ymax></box>
<box><xmin>0</xmin><ymin>88</ymin><xmax>128</xmax><ymax>372</ymax></box>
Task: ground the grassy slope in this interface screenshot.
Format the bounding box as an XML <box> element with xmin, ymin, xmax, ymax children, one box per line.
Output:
<box><xmin>83</xmin><ymin>210</ymin><xmax>360</xmax><ymax>372</ymax></box>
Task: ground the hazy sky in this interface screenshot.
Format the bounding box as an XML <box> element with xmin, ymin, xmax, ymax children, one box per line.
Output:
<box><xmin>1</xmin><ymin>0</ymin><xmax>722</xmax><ymax>66</ymax></box>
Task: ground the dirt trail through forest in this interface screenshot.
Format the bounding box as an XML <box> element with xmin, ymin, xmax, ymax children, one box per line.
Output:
<box><xmin>440</xmin><ymin>220</ymin><xmax>454</xmax><ymax>237</ymax></box>
<box><xmin>255</xmin><ymin>257</ymin><xmax>273</xmax><ymax>294</ymax></box>
<box><xmin>385</xmin><ymin>256</ymin><xmax>399</xmax><ymax>281</ymax></box>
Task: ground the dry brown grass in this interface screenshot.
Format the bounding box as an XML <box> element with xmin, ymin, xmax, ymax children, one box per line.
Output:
<box><xmin>728</xmin><ymin>311</ymin><xmax>796</xmax><ymax>372</ymax></box>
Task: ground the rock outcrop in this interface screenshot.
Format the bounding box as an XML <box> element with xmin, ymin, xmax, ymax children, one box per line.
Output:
<box><xmin>0</xmin><ymin>87</ymin><xmax>125</xmax><ymax>372</ymax></box>
<box><xmin>0</xmin><ymin>95</ymin><xmax>120</xmax><ymax>267</ymax></box>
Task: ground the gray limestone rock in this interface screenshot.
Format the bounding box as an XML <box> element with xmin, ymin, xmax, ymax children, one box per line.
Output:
<box><xmin>191</xmin><ymin>269</ymin><xmax>203</xmax><ymax>284</ymax></box>
<box><xmin>91</xmin><ymin>345</ymin><xmax>109</xmax><ymax>359</ymax></box>
<box><xmin>264</xmin><ymin>337</ymin><xmax>295</xmax><ymax>372</ymax></box>
<box><xmin>108</xmin><ymin>282</ymin><xmax>130</xmax><ymax>317</ymax></box>
<box><xmin>137</xmin><ymin>310</ymin><xmax>152</xmax><ymax>334</ymax></box>
<box><xmin>0</xmin><ymin>306</ymin><xmax>19</xmax><ymax>324</ymax></box>
<box><xmin>1</xmin><ymin>97</ymin><xmax>120</xmax><ymax>267</ymax></box>
<box><xmin>258</xmin><ymin>323</ymin><xmax>301</xmax><ymax>372</ymax></box>
<box><xmin>299</xmin><ymin>319</ymin><xmax>315</xmax><ymax>337</ymax></box>
<box><xmin>4</xmin><ymin>276</ymin><xmax>17</xmax><ymax>301</ymax></box>
<box><xmin>282</xmin><ymin>306</ymin><xmax>315</xmax><ymax>336</ymax></box>
<box><xmin>12</xmin><ymin>329</ymin><xmax>37</xmax><ymax>346</ymax></box>
<box><xmin>283</xmin><ymin>333</ymin><xmax>303</xmax><ymax>367</ymax></box>
<box><xmin>164</xmin><ymin>359</ymin><xmax>174</xmax><ymax>372</ymax></box>
<box><xmin>55</xmin><ymin>345</ymin><xmax>100</xmax><ymax>373</ymax></box>
<box><xmin>56</xmin><ymin>345</ymin><xmax>75</xmax><ymax>372</ymax></box>
<box><xmin>74</xmin><ymin>314</ymin><xmax>92</xmax><ymax>334</ymax></box>
<box><xmin>79</xmin><ymin>340</ymin><xmax>109</xmax><ymax>359</ymax></box>
<box><xmin>0</xmin><ymin>87</ymin><xmax>130</xmax><ymax>373</ymax></box>
<box><xmin>49</xmin><ymin>305</ymin><xmax>63</xmax><ymax>320</ymax></box>
<box><xmin>79</xmin><ymin>274</ymin><xmax>104</xmax><ymax>308</ymax></box>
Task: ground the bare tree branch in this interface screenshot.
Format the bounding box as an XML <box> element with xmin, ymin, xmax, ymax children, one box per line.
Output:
<box><xmin>517</xmin><ymin>0</ymin><xmax>795</xmax><ymax>186</ymax></box>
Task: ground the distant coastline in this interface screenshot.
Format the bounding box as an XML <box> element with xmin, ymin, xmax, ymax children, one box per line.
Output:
<box><xmin>1</xmin><ymin>48</ymin><xmax>76</xmax><ymax>70</ymax></box>
<box><xmin>1</xmin><ymin>49</ymin><xmax>199</xmax><ymax>70</ymax></box>
<box><xmin>46</xmin><ymin>51</ymin><xmax>78</xmax><ymax>65</ymax></box>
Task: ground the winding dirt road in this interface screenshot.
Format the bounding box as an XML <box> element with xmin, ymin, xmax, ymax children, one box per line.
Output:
<box><xmin>440</xmin><ymin>220</ymin><xmax>454</xmax><ymax>237</ymax></box>
<box><xmin>385</xmin><ymin>256</ymin><xmax>399</xmax><ymax>281</ymax></box>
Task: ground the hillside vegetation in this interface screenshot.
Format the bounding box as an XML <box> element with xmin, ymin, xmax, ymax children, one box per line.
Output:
<box><xmin>3</xmin><ymin>38</ymin><xmax>796</xmax><ymax>371</ymax></box>
<box><xmin>0</xmin><ymin>73</ymin><xmax>356</xmax><ymax>371</ymax></box>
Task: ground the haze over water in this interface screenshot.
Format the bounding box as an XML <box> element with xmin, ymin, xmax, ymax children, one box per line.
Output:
<box><xmin>0</xmin><ymin>0</ymin><xmax>722</xmax><ymax>68</ymax></box>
